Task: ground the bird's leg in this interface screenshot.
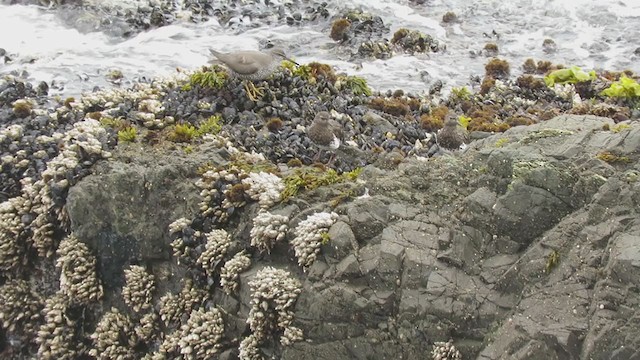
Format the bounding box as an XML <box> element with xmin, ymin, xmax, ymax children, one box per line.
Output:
<box><xmin>243</xmin><ymin>81</ymin><xmax>265</xmax><ymax>101</ymax></box>
<box><xmin>327</xmin><ymin>152</ymin><xmax>338</xmax><ymax>166</ymax></box>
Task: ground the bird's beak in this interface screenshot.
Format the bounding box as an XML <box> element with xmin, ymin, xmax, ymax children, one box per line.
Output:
<box><xmin>286</xmin><ymin>57</ymin><xmax>300</xmax><ymax>66</ymax></box>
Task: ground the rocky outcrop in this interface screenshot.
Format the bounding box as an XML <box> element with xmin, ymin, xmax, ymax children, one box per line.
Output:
<box><xmin>57</xmin><ymin>114</ymin><xmax>640</xmax><ymax>359</ymax></box>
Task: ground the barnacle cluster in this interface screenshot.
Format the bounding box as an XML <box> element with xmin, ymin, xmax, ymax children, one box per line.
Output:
<box><xmin>156</xmin><ymin>307</ymin><xmax>225</xmax><ymax>359</ymax></box>
<box><xmin>220</xmin><ymin>250</ymin><xmax>252</xmax><ymax>295</ymax></box>
<box><xmin>196</xmin><ymin>229</ymin><xmax>231</xmax><ymax>276</ymax></box>
<box><xmin>250</xmin><ymin>210</ymin><xmax>289</xmax><ymax>253</ymax></box>
<box><xmin>136</xmin><ymin>312</ymin><xmax>159</xmax><ymax>343</ymax></box>
<box><xmin>88</xmin><ymin>307</ymin><xmax>137</xmax><ymax>360</ymax></box>
<box><xmin>168</xmin><ymin>217</ymin><xmax>192</xmax><ymax>234</ymax></box>
<box><xmin>241</xmin><ymin>171</ymin><xmax>285</xmax><ymax>208</ymax></box>
<box><xmin>33</xmin><ymin>118</ymin><xmax>111</xmax><ymax>257</ymax></box>
<box><xmin>122</xmin><ymin>265</ymin><xmax>155</xmax><ymax>313</ymax></box>
<box><xmin>196</xmin><ymin>167</ymin><xmax>250</xmax><ymax>224</ymax></box>
<box><xmin>36</xmin><ymin>293</ymin><xmax>80</xmax><ymax>360</ymax></box>
<box><xmin>136</xmin><ymin>99</ymin><xmax>175</xmax><ymax>129</ymax></box>
<box><xmin>0</xmin><ymin>279</ymin><xmax>43</xmax><ymax>337</ymax></box>
<box><xmin>431</xmin><ymin>339</ymin><xmax>462</xmax><ymax>360</ymax></box>
<box><xmin>168</xmin><ymin>217</ymin><xmax>197</xmax><ymax>262</ymax></box>
<box><xmin>239</xmin><ymin>267</ymin><xmax>303</xmax><ymax>359</ymax></box>
<box><xmin>55</xmin><ymin>234</ymin><xmax>103</xmax><ymax>305</ymax></box>
<box><xmin>158</xmin><ymin>279</ymin><xmax>209</xmax><ymax>326</ymax></box>
<box><xmin>0</xmin><ymin>195</ymin><xmax>30</xmax><ymax>272</ymax></box>
<box><xmin>290</xmin><ymin>211</ymin><xmax>338</xmax><ymax>268</ymax></box>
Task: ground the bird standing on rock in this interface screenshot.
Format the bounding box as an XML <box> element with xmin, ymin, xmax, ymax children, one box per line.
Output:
<box><xmin>209</xmin><ymin>47</ymin><xmax>297</xmax><ymax>101</ymax></box>
<box><xmin>308</xmin><ymin>111</ymin><xmax>344</xmax><ymax>163</ymax></box>
<box><xmin>437</xmin><ymin>114</ymin><xmax>469</xmax><ymax>150</ymax></box>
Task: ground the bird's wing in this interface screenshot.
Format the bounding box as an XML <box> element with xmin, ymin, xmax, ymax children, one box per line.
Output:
<box><xmin>211</xmin><ymin>51</ymin><xmax>263</xmax><ymax>75</ymax></box>
<box><xmin>329</xmin><ymin>120</ymin><xmax>344</xmax><ymax>140</ymax></box>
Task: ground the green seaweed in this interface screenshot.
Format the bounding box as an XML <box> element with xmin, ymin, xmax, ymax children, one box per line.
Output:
<box><xmin>544</xmin><ymin>66</ymin><xmax>596</xmax><ymax>87</ymax></box>
<box><xmin>171</xmin><ymin>123</ymin><xmax>198</xmax><ymax>143</ymax></box>
<box><xmin>458</xmin><ymin>115</ymin><xmax>471</xmax><ymax>129</ymax></box>
<box><xmin>601</xmin><ymin>76</ymin><xmax>640</xmax><ymax>98</ymax></box>
<box><xmin>320</xmin><ymin>232</ymin><xmax>331</xmax><ymax>245</ymax></box>
<box><xmin>545</xmin><ymin>250</ymin><xmax>560</xmax><ymax>274</ymax></box>
<box><xmin>596</xmin><ymin>151</ymin><xmax>631</xmax><ymax>164</ymax></box>
<box><xmin>611</xmin><ymin>123</ymin><xmax>631</xmax><ymax>133</ymax></box>
<box><xmin>281</xmin><ymin>167</ymin><xmax>362</xmax><ymax>201</ymax></box>
<box><xmin>450</xmin><ymin>86</ymin><xmax>471</xmax><ymax>101</ymax></box>
<box><xmin>197</xmin><ymin>115</ymin><xmax>222</xmax><ymax>136</ymax></box>
<box><xmin>185</xmin><ymin>66</ymin><xmax>228</xmax><ymax>90</ymax></box>
<box><xmin>117</xmin><ymin>127</ymin><xmax>137</xmax><ymax>143</ymax></box>
<box><xmin>494</xmin><ymin>138</ymin><xmax>509</xmax><ymax>148</ymax></box>
<box><xmin>339</xmin><ymin>75</ymin><xmax>372</xmax><ymax>96</ymax></box>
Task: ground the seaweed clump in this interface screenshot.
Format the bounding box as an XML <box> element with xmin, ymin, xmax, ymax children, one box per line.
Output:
<box><xmin>281</xmin><ymin>167</ymin><xmax>362</xmax><ymax>201</ymax></box>
<box><xmin>330</xmin><ymin>18</ymin><xmax>351</xmax><ymax>41</ymax></box>
<box><xmin>544</xmin><ymin>66</ymin><xmax>595</xmax><ymax>86</ymax></box>
<box><xmin>420</xmin><ymin>105</ymin><xmax>449</xmax><ymax>131</ymax></box>
<box><xmin>485</xmin><ymin>58</ymin><xmax>510</xmax><ymax>79</ymax></box>
<box><xmin>369</xmin><ymin>97</ymin><xmax>411</xmax><ymax>116</ymax></box>
<box><xmin>601</xmin><ymin>76</ymin><xmax>640</xmax><ymax>103</ymax></box>
<box><xmin>337</xmin><ymin>75</ymin><xmax>372</xmax><ymax>96</ymax></box>
<box><xmin>117</xmin><ymin>127</ymin><xmax>137</xmax><ymax>143</ymax></box>
<box><xmin>184</xmin><ymin>66</ymin><xmax>228</xmax><ymax>91</ymax></box>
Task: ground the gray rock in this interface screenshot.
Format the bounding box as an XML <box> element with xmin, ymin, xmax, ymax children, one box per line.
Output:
<box><xmin>50</xmin><ymin>115</ymin><xmax>640</xmax><ymax>359</ymax></box>
<box><xmin>345</xmin><ymin>197</ymin><xmax>389</xmax><ymax>243</ymax></box>
<box><xmin>324</xmin><ymin>221</ymin><xmax>357</xmax><ymax>262</ymax></box>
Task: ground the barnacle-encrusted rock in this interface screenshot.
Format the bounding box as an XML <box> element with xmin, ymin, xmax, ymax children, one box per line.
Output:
<box><xmin>196</xmin><ymin>164</ymin><xmax>256</xmax><ymax>224</ymax></box>
<box><xmin>0</xmin><ymin>124</ymin><xmax>24</xmax><ymax>142</ymax></box>
<box><xmin>135</xmin><ymin>312</ymin><xmax>159</xmax><ymax>343</ymax></box>
<box><xmin>122</xmin><ymin>265</ymin><xmax>155</xmax><ymax>313</ymax></box>
<box><xmin>0</xmin><ymin>195</ymin><xmax>29</xmax><ymax>272</ymax></box>
<box><xmin>0</xmin><ymin>279</ymin><xmax>43</xmax><ymax>336</ymax></box>
<box><xmin>432</xmin><ymin>339</ymin><xmax>462</xmax><ymax>360</ymax></box>
<box><xmin>88</xmin><ymin>307</ymin><xmax>137</xmax><ymax>360</ymax></box>
<box><xmin>168</xmin><ymin>217</ymin><xmax>192</xmax><ymax>235</ymax></box>
<box><xmin>239</xmin><ymin>267</ymin><xmax>303</xmax><ymax>358</ymax></box>
<box><xmin>177</xmin><ymin>307</ymin><xmax>225</xmax><ymax>359</ymax></box>
<box><xmin>250</xmin><ymin>210</ymin><xmax>289</xmax><ymax>253</ymax></box>
<box><xmin>196</xmin><ymin>229</ymin><xmax>231</xmax><ymax>276</ymax></box>
<box><xmin>136</xmin><ymin>99</ymin><xmax>173</xmax><ymax>129</ymax></box>
<box><xmin>158</xmin><ymin>279</ymin><xmax>209</xmax><ymax>326</ymax></box>
<box><xmin>239</xmin><ymin>334</ymin><xmax>262</xmax><ymax>360</ymax></box>
<box><xmin>36</xmin><ymin>293</ymin><xmax>80</xmax><ymax>360</ymax></box>
<box><xmin>281</xmin><ymin>325</ymin><xmax>304</xmax><ymax>346</ymax></box>
<box><xmin>56</xmin><ymin>234</ymin><xmax>103</xmax><ymax>305</ymax></box>
<box><xmin>29</xmin><ymin>118</ymin><xmax>111</xmax><ymax>258</ymax></box>
<box><xmin>290</xmin><ymin>211</ymin><xmax>339</xmax><ymax>268</ymax></box>
<box><xmin>241</xmin><ymin>171</ymin><xmax>285</xmax><ymax>208</ymax></box>
<box><xmin>220</xmin><ymin>250</ymin><xmax>252</xmax><ymax>295</ymax></box>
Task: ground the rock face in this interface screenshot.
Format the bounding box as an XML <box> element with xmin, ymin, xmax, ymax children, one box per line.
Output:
<box><xmin>54</xmin><ymin>114</ymin><xmax>640</xmax><ymax>359</ymax></box>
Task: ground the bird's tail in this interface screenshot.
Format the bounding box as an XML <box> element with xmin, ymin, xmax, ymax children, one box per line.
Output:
<box><xmin>209</xmin><ymin>49</ymin><xmax>222</xmax><ymax>59</ymax></box>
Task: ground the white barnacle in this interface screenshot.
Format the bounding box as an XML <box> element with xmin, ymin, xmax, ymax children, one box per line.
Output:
<box><xmin>220</xmin><ymin>251</ymin><xmax>252</xmax><ymax>295</ymax></box>
<box><xmin>122</xmin><ymin>265</ymin><xmax>155</xmax><ymax>313</ymax></box>
<box><xmin>197</xmin><ymin>229</ymin><xmax>231</xmax><ymax>276</ymax></box>
<box><xmin>241</xmin><ymin>172</ymin><xmax>285</xmax><ymax>209</ymax></box>
<box><xmin>290</xmin><ymin>211</ymin><xmax>338</xmax><ymax>268</ymax></box>
<box><xmin>250</xmin><ymin>210</ymin><xmax>289</xmax><ymax>253</ymax></box>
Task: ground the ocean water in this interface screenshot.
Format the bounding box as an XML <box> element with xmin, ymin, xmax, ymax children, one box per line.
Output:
<box><xmin>0</xmin><ymin>0</ymin><xmax>638</xmax><ymax>98</ymax></box>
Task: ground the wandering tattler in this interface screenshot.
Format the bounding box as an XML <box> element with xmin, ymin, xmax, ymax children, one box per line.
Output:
<box><xmin>308</xmin><ymin>111</ymin><xmax>344</xmax><ymax>163</ymax></box>
<box><xmin>437</xmin><ymin>114</ymin><xmax>469</xmax><ymax>150</ymax></box>
<box><xmin>209</xmin><ymin>47</ymin><xmax>297</xmax><ymax>101</ymax></box>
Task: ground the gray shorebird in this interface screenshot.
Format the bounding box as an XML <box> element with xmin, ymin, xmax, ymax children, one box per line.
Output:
<box><xmin>437</xmin><ymin>114</ymin><xmax>469</xmax><ymax>150</ymax></box>
<box><xmin>308</xmin><ymin>111</ymin><xmax>344</xmax><ymax>163</ymax></box>
<box><xmin>209</xmin><ymin>47</ymin><xmax>296</xmax><ymax>101</ymax></box>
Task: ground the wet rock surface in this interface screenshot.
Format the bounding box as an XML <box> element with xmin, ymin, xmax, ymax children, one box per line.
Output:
<box><xmin>1</xmin><ymin>22</ymin><xmax>640</xmax><ymax>356</ymax></box>
<box><xmin>5</xmin><ymin>111</ymin><xmax>636</xmax><ymax>359</ymax></box>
